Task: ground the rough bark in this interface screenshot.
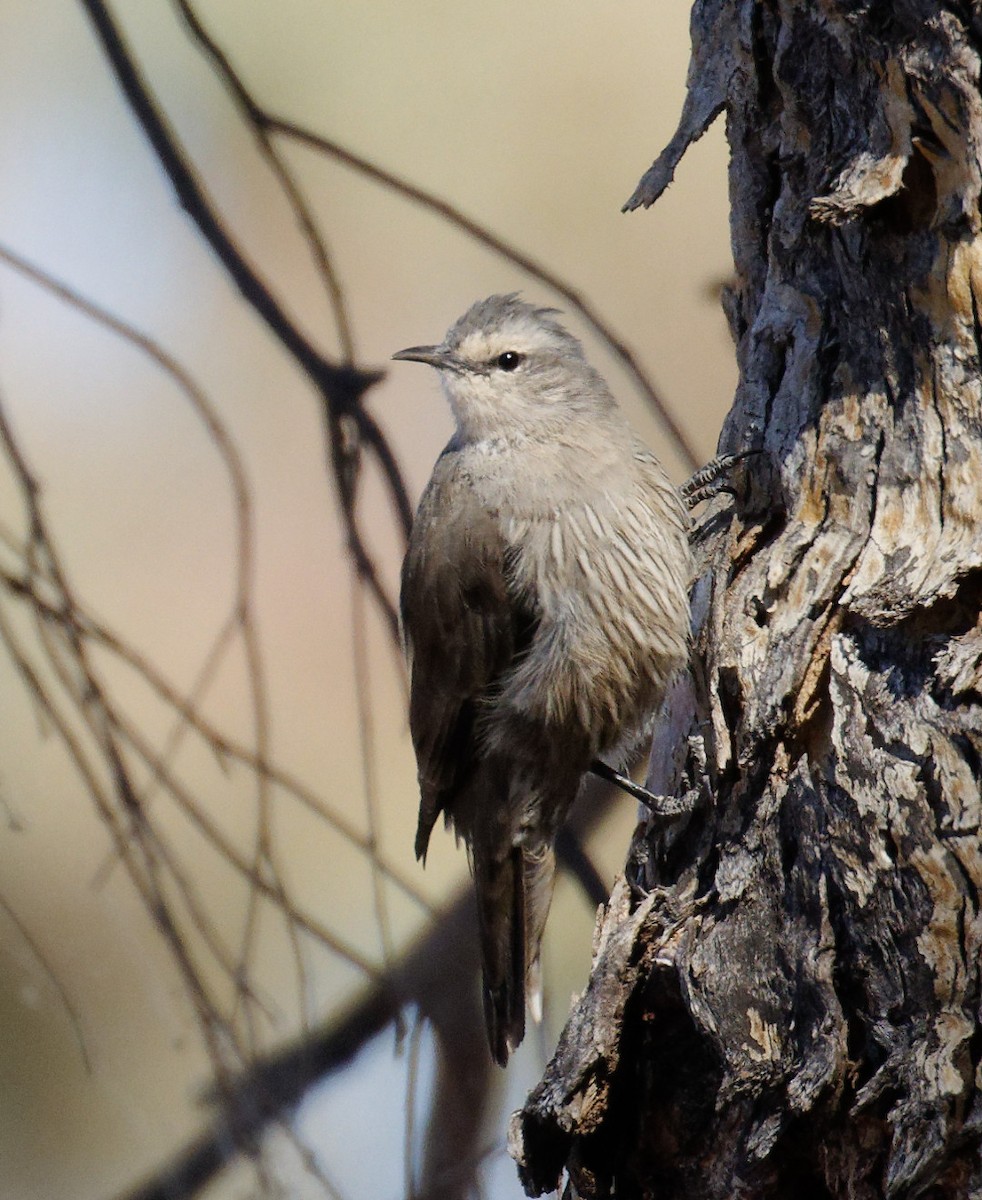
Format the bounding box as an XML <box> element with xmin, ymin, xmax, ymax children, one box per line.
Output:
<box><xmin>511</xmin><ymin>4</ymin><xmax>982</xmax><ymax>1197</ymax></box>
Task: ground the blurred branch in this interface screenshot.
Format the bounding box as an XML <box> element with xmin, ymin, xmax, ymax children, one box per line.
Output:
<box><xmin>0</xmin><ymin>888</ymin><xmax>92</xmax><ymax>1073</ymax></box>
<box><xmin>171</xmin><ymin>0</ymin><xmax>405</xmax><ymax>980</ymax></box>
<box><xmin>0</xmin><ymin>242</ymin><xmax>422</xmax><ymax>1143</ymax></box>
<box><xmin>0</xmin><ymin>392</ymin><xmax>250</xmax><ymax>1085</ymax></box>
<box><xmin>555</xmin><ymin>826</ymin><xmax>607</xmax><ymax>907</ymax></box>
<box><xmin>77</xmin><ymin>0</ymin><xmax>351</xmax><ymax>392</ymax></box>
<box><xmin>77</xmin><ymin>0</ymin><xmax>409</xmax><ymax>644</ymax></box>
<box><xmin>171</xmin><ymin>0</ymin><xmax>355</xmax><ymax>363</ymax></box>
<box><xmin>0</xmin><ymin>241</ymin><xmax>428</xmax><ymax>910</ymax></box>
<box><xmin>114</xmin><ymin>884</ymin><xmax>479</xmax><ymax>1200</ymax></box>
<box><xmin>114</xmin><ymin>788</ymin><xmax>614</xmax><ymax>1200</ymax></box>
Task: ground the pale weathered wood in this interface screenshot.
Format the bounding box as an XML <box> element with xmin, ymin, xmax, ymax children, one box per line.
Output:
<box><xmin>511</xmin><ymin>4</ymin><xmax>982</xmax><ymax>1196</ymax></box>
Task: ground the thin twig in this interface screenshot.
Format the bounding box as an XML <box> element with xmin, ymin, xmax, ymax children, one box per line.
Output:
<box><xmin>403</xmin><ymin>1007</ymin><xmax>425</xmax><ymax>1200</ymax></box>
<box><xmin>1</xmin><ymin>561</ymin><xmax>428</xmax><ymax>907</ymax></box>
<box><xmin>77</xmin><ymin>0</ymin><xmax>409</xmax><ymax>643</ymax></box>
<box><xmin>278</xmin><ymin>1122</ymin><xmax>348</xmax><ymax>1200</ymax></box>
<box><xmin>0</xmin><ymin>535</ymin><xmax>247</xmax><ymax>1087</ymax></box>
<box><xmin>106</xmin><ymin>704</ymin><xmax>379</xmax><ymax>975</ymax></box>
<box><xmin>172</xmin><ymin>0</ymin><xmax>355</xmax><ymax>363</ymax></box>
<box><xmin>77</xmin><ymin>0</ymin><xmax>349</xmax><ymax>391</ymax></box>
<box><xmin>0</xmin><ymin>243</ymin><xmax>429</xmax><ymax>909</ymax></box>
<box><xmin>351</xmin><ymin>572</ymin><xmax>398</xmax><ymax>973</ymax></box>
<box><xmin>110</xmin><ymin>788</ymin><xmax>614</xmax><ymax>1200</ymax></box>
<box><xmin>0</xmin><ymin>888</ymin><xmax>93</xmax><ymax>1072</ymax></box>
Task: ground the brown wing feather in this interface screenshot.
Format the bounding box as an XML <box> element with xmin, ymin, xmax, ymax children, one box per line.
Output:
<box><xmin>400</xmin><ymin>449</ymin><xmax>538</xmax><ymax>860</ymax></box>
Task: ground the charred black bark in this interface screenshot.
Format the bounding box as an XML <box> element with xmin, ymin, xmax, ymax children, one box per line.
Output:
<box><xmin>512</xmin><ymin>5</ymin><xmax>982</xmax><ymax>1197</ymax></box>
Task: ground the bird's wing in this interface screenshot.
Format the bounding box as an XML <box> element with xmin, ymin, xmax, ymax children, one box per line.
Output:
<box><xmin>400</xmin><ymin>451</ymin><xmax>537</xmax><ymax>860</ymax></box>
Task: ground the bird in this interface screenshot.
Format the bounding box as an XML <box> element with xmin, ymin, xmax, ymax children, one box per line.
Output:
<box><xmin>394</xmin><ymin>294</ymin><xmax>693</xmax><ymax>1064</ymax></box>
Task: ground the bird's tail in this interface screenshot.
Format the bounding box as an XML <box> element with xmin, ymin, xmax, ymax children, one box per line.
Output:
<box><xmin>474</xmin><ymin>839</ymin><xmax>557</xmax><ymax>1066</ymax></box>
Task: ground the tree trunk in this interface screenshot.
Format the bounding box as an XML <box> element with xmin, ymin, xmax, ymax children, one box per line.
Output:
<box><xmin>510</xmin><ymin>4</ymin><xmax>982</xmax><ymax>1197</ymax></box>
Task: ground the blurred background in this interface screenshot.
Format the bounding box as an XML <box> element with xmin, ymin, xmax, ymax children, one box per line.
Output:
<box><xmin>0</xmin><ymin>1</ymin><xmax>733</xmax><ymax>1197</ymax></box>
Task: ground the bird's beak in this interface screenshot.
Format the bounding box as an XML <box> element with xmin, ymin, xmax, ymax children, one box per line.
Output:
<box><xmin>392</xmin><ymin>344</ymin><xmax>460</xmax><ymax>371</ymax></box>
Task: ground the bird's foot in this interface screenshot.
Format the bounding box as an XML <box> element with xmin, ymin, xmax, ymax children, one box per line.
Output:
<box><xmin>590</xmin><ymin>734</ymin><xmax>710</xmax><ymax>818</ymax></box>
<box><xmin>681</xmin><ymin>450</ymin><xmax>757</xmax><ymax>509</ymax></box>
<box><xmin>589</xmin><ymin>760</ymin><xmax>696</xmax><ymax>818</ymax></box>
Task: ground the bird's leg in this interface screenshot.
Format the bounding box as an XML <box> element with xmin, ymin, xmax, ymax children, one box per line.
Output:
<box><xmin>591</xmin><ymin>733</ymin><xmax>711</xmax><ymax>817</ymax></box>
<box><xmin>589</xmin><ymin>760</ymin><xmax>695</xmax><ymax>817</ymax></box>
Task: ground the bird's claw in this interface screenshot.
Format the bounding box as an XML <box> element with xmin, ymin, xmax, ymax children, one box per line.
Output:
<box><xmin>589</xmin><ymin>760</ymin><xmax>696</xmax><ymax>818</ymax></box>
<box><xmin>590</xmin><ymin>733</ymin><xmax>710</xmax><ymax>818</ymax></box>
<box><xmin>680</xmin><ymin>450</ymin><xmax>757</xmax><ymax>509</ymax></box>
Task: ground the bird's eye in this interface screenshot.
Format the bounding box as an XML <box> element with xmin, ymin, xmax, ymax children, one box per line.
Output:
<box><xmin>495</xmin><ymin>351</ymin><xmax>523</xmax><ymax>371</ymax></box>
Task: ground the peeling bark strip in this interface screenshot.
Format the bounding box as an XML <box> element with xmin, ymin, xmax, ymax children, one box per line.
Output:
<box><xmin>514</xmin><ymin>4</ymin><xmax>982</xmax><ymax>1198</ymax></box>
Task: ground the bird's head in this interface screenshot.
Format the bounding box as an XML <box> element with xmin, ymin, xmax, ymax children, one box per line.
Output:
<box><xmin>393</xmin><ymin>294</ymin><xmax>613</xmax><ymax>442</ymax></box>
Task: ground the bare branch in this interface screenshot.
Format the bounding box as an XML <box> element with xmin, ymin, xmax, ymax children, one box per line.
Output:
<box><xmin>0</xmin><ymin>888</ymin><xmax>92</xmax><ymax>1073</ymax></box>
<box><xmin>172</xmin><ymin>0</ymin><xmax>355</xmax><ymax>363</ymax></box>
<box><xmin>77</xmin><ymin>0</ymin><xmax>409</xmax><ymax>643</ymax></box>
<box><xmin>110</xmin><ymin>787</ymin><xmax>615</xmax><ymax>1200</ymax></box>
<box><xmin>0</xmin><ymin>242</ymin><xmax>428</xmax><ymax>908</ymax></box>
